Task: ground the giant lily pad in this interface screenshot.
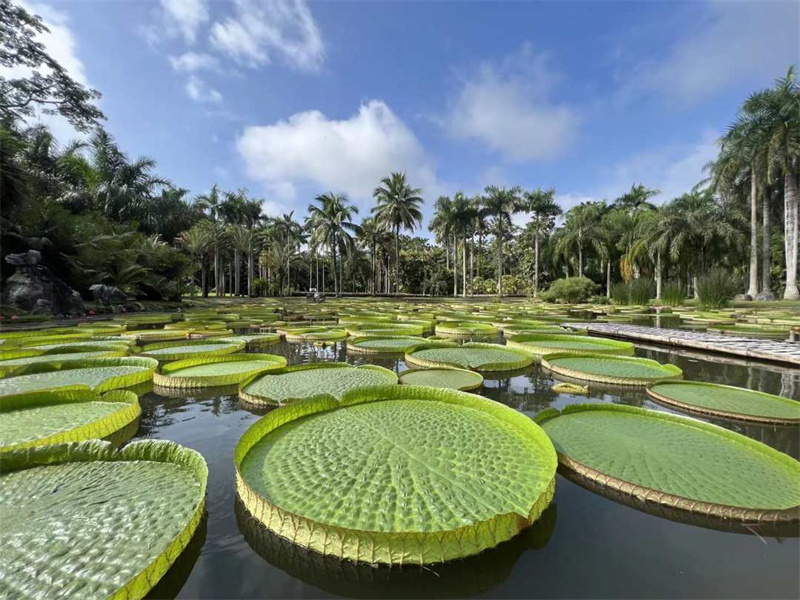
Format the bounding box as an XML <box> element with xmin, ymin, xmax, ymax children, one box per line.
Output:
<box><xmin>280</xmin><ymin>327</ymin><xmax>348</xmax><ymax>342</ymax></box>
<box><xmin>538</xmin><ymin>404</ymin><xmax>800</xmax><ymax>524</ymax></box>
<box><xmin>235</xmin><ymin>385</ymin><xmax>557</xmax><ymax>564</ymax></box>
<box><xmin>0</xmin><ymin>357</ymin><xmax>157</xmax><ymax>396</ymax></box>
<box><xmin>239</xmin><ymin>363</ymin><xmax>397</xmax><ymax>406</ymax></box>
<box><xmin>0</xmin><ymin>387</ymin><xmax>141</xmax><ymax>452</ymax></box>
<box><xmin>0</xmin><ymin>350</ymin><xmax>130</xmax><ymax>376</ymax></box>
<box><xmin>647</xmin><ymin>381</ymin><xmax>800</xmax><ymax>425</ymax></box>
<box><xmin>217</xmin><ymin>333</ymin><xmax>281</xmax><ymax>349</ymax></box>
<box><xmin>347</xmin><ymin>336</ymin><xmax>428</xmax><ymax>354</ymax></box>
<box><xmin>506</xmin><ymin>333</ymin><xmax>634</xmax><ymax>356</ymax></box>
<box><xmin>139</xmin><ymin>340</ymin><xmax>245</xmax><ymax>361</ymax></box>
<box><xmin>154</xmin><ymin>353</ymin><xmax>288</xmax><ymax>388</ymax></box>
<box><xmin>405</xmin><ymin>343</ymin><xmax>534</xmax><ymax>372</ymax></box>
<box><xmin>0</xmin><ymin>440</ymin><xmax>207</xmax><ymax>598</ymax></box>
<box><xmin>398</xmin><ymin>368</ymin><xmax>484</xmax><ymax>391</ymax></box>
<box><xmin>541</xmin><ymin>353</ymin><xmax>682</xmax><ymax>385</ymax></box>
<box><xmin>435</xmin><ymin>322</ymin><xmax>498</xmax><ymax>338</ymax></box>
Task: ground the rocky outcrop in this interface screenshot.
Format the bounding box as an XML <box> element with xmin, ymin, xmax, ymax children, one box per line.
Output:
<box><xmin>90</xmin><ymin>284</ymin><xmax>128</xmax><ymax>306</ymax></box>
<box><xmin>3</xmin><ymin>250</ymin><xmax>84</xmax><ymax>315</ymax></box>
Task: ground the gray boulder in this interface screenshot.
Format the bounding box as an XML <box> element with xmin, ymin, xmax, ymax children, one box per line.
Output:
<box><xmin>89</xmin><ymin>284</ymin><xmax>128</xmax><ymax>306</ymax></box>
<box><xmin>3</xmin><ymin>250</ymin><xmax>84</xmax><ymax>315</ymax></box>
<box><xmin>734</xmin><ymin>293</ymin><xmax>753</xmax><ymax>301</ymax></box>
<box><xmin>756</xmin><ymin>291</ymin><xmax>776</xmax><ymax>301</ymax></box>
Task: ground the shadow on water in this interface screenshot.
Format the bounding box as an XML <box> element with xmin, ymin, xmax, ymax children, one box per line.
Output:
<box><xmin>145</xmin><ymin>514</ymin><xmax>208</xmax><ymax>599</ymax></box>
<box><xmin>234</xmin><ymin>497</ymin><xmax>557</xmax><ymax>599</ymax></box>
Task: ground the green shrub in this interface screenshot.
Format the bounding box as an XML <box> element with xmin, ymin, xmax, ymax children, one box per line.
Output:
<box><xmin>629</xmin><ymin>278</ymin><xmax>654</xmax><ymax>305</ymax></box>
<box><xmin>661</xmin><ymin>281</ymin><xmax>686</xmax><ymax>306</ymax></box>
<box><xmin>696</xmin><ymin>270</ymin><xmax>737</xmax><ymax>308</ymax></box>
<box><xmin>610</xmin><ymin>282</ymin><xmax>630</xmax><ymax>305</ymax></box>
<box><xmin>541</xmin><ymin>277</ymin><xmax>597</xmax><ymax>303</ymax></box>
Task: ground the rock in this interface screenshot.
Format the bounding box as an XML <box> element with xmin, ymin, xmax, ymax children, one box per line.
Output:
<box><xmin>756</xmin><ymin>292</ymin><xmax>776</xmax><ymax>301</ymax></box>
<box><xmin>111</xmin><ymin>304</ymin><xmax>125</xmax><ymax>314</ymax></box>
<box><xmin>131</xmin><ymin>301</ymin><xmax>146</xmax><ymax>312</ymax></box>
<box><xmin>734</xmin><ymin>294</ymin><xmax>752</xmax><ymax>301</ymax></box>
<box><xmin>31</xmin><ymin>299</ymin><xmax>52</xmax><ymax>314</ymax></box>
<box><xmin>3</xmin><ymin>251</ymin><xmax>84</xmax><ymax>315</ymax></box>
<box><xmin>89</xmin><ymin>284</ymin><xmax>128</xmax><ymax>306</ymax></box>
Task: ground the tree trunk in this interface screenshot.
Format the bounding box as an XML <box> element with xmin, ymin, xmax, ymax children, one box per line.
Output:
<box><xmin>332</xmin><ymin>243</ymin><xmax>338</xmax><ymax>296</ymax></box>
<box><xmin>321</xmin><ymin>257</ymin><xmax>325</xmax><ymax>294</ymax></box>
<box><xmin>606</xmin><ymin>260</ymin><xmax>611</xmax><ymax>298</ymax></box>
<box><xmin>201</xmin><ymin>260</ymin><xmax>208</xmax><ymax>298</ymax></box>
<box><xmin>469</xmin><ymin>233</ymin><xmax>474</xmax><ymax>296</ymax></box>
<box><xmin>497</xmin><ymin>230</ymin><xmax>504</xmax><ymax>298</ymax></box>
<box><xmin>234</xmin><ymin>249</ymin><xmax>241</xmax><ymax>296</ymax></box>
<box><xmin>214</xmin><ymin>246</ymin><xmax>220</xmax><ymax>296</ymax></box>
<box><xmin>534</xmin><ymin>230</ymin><xmax>540</xmax><ymax>297</ymax></box>
<box><xmin>655</xmin><ymin>250</ymin><xmax>663</xmax><ymax>300</ymax></box>
<box><xmin>247</xmin><ymin>238</ymin><xmax>254</xmax><ymax>296</ymax></box>
<box><xmin>578</xmin><ymin>245</ymin><xmax>583</xmax><ymax>278</ymax></box>
<box><xmin>762</xmin><ymin>192</ymin><xmax>771</xmax><ymax>294</ymax></box>
<box><xmin>747</xmin><ymin>170</ymin><xmax>759</xmax><ymax>297</ymax></box>
<box><xmin>693</xmin><ymin>275</ymin><xmax>699</xmax><ymax>300</ymax></box>
<box><xmin>462</xmin><ymin>233</ymin><xmax>467</xmax><ymax>298</ymax></box>
<box><xmin>453</xmin><ymin>236</ymin><xmax>458</xmax><ymax>297</ymax></box>
<box><xmin>395</xmin><ymin>224</ymin><xmax>400</xmax><ymax>295</ymax></box>
<box><xmin>783</xmin><ymin>168</ymin><xmax>799</xmax><ymax>300</ymax></box>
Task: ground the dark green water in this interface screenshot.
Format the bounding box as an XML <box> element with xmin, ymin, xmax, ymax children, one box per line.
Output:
<box><xmin>138</xmin><ymin>339</ymin><xmax>800</xmax><ymax>600</ymax></box>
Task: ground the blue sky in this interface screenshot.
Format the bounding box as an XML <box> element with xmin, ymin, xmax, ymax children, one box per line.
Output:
<box><xmin>17</xmin><ymin>0</ymin><xmax>800</xmax><ymax>224</ymax></box>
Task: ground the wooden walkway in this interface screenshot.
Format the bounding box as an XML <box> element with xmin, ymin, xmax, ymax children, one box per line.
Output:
<box><xmin>563</xmin><ymin>323</ymin><xmax>800</xmax><ymax>367</ymax></box>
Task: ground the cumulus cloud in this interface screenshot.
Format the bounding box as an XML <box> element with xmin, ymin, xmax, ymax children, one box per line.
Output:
<box><xmin>601</xmin><ymin>132</ymin><xmax>719</xmax><ymax>203</ymax></box>
<box><xmin>236</xmin><ymin>100</ymin><xmax>438</xmax><ymax>203</ymax></box>
<box><xmin>168</xmin><ymin>52</ymin><xmax>219</xmax><ymax>72</ymax></box>
<box><xmin>160</xmin><ymin>0</ymin><xmax>209</xmax><ymax>44</ymax></box>
<box><xmin>623</xmin><ymin>1</ymin><xmax>798</xmax><ymax>103</ymax></box>
<box><xmin>210</xmin><ymin>0</ymin><xmax>324</xmax><ymax>71</ymax></box>
<box><xmin>185</xmin><ymin>75</ymin><xmax>223</xmax><ymax>103</ymax></box>
<box><xmin>447</xmin><ymin>43</ymin><xmax>581</xmax><ymax>162</ymax></box>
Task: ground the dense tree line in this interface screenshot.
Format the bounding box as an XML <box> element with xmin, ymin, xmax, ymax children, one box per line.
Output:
<box><xmin>1</xmin><ymin>2</ymin><xmax>798</xmax><ymax>303</ymax></box>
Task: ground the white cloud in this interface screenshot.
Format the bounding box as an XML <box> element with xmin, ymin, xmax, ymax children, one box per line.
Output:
<box><xmin>168</xmin><ymin>52</ymin><xmax>218</xmax><ymax>72</ymax></box>
<box><xmin>160</xmin><ymin>0</ymin><xmax>209</xmax><ymax>44</ymax></box>
<box><xmin>210</xmin><ymin>0</ymin><xmax>324</xmax><ymax>71</ymax></box>
<box><xmin>185</xmin><ymin>75</ymin><xmax>223</xmax><ymax>103</ymax></box>
<box><xmin>447</xmin><ymin>43</ymin><xmax>581</xmax><ymax>162</ymax></box>
<box><xmin>236</xmin><ymin>100</ymin><xmax>438</xmax><ymax>204</ymax></box>
<box><xmin>3</xmin><ymin>2</ymin><xmax>93</xmax><ymax>141</ymax></box>
<box><xmin>601</xmin><ymin>132</ymin><xmax>719</xmax><ymax>204</ymax></box>
<box><xmin>623</xmin><ymin>1</ymin><xmax>798</xmax><ymax>103</ymax></box>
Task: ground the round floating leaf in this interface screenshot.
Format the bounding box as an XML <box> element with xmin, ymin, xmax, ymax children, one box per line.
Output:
<box><xmin>0</xmin><ymin>341</ymin><xmax>133</xmax><ymax>361</ymax></box>
<box><xmin>0</xmin><ymin>350</ymin><xmax>130</xmax><ymax>376</ymax></box>
<box><xmin>405</xmin><ymin>343</ymin><xmax>534</xmax><ymax>372</ymax></box>
<box><xmin>538</xmin><ymin>404</ymin><xmax>800</xmax><ymax>523</ymax></box>
<box><xmin>280</xmin><ymin>327</ymin><xmax>349</xmax><ymax>342</ymax></box>
<box><xmin>435</xmin><ymin>322</ymin><xmax>498</xmax><ymax>338</ymax></box>
<box><xmin>647</xmin><ymin>381</ymin><xmax>800</xmax><ymax>425</ymax></box>
<box><xmin>139</xmin><ymin>340</ymin><xmax>245</xmax><ymax>361</ymax></box>
<box><xmin>239</xmin><ymin>363</ymin><xmax>397</xmax><ymax>406</ymax></box>
<box><xmin>0</xmin><ymin>357</ymin><xmax>157</xmax><ymax>396</ymax></box>
<box><xmin>398</xmin><ymin>368</ymin><xmax>484</xmax><ymax>391</ymax></box>
<box><xmin>0</xmin><ymin>388</ymin><xmax>141</xmax><ymax>452</ymax></box>
<box><xmin>235</xmin><ymin>385</ymin><xmax>557</xmax><ymax>564</ymax></box>
<box><xmin>347</xmin><ymin>336</ymin><xmax>428</xmax><ymax>354</ymax></box>
<box><xmin>0</xmin><ymin>439</ymin><xmax>207</xmax><ymax>599</ymax></box>
<box><xmin>154</xmin><ymin>353</ymin><xmax>288</xmax><ymax>389</ymax></box>
<box><xmin>217</xmin><ymin>333</ymin><xmax>281</xmax><ymax>348</ymax></box>
<box><xmin>346</xmin><ymin>323</ymin><xmax>425</xmax><ymax>337</ymax></box>
<box><xmin>506</xmin><ymin>333</ymin><xmax>634</xmax><ymax>356</ymax></box>
<box><xmin>541</xmin><ymin>353</ymin><xmax>682</xmax><ymax>385</ymax></box>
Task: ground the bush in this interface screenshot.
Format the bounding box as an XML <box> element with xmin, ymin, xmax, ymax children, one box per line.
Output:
<box><xmin>610</xmin><ymin>282</ymin><xmax>630</xmax><ymax>305</ymax></box>
<box><xmin>500</xmin><ymin>274</ymin><xmax>525</xmax><ymax>296</ymax></box>
<box><xmin>629</xmin><ymin>278</ymin><xmax>654</xmax><ymax>305</ymax></box>
<box><xmin>541</xmin><ymin>277</ymin><xmax>597</xmax><ymax>303</ymax></box>
<box><xmin>696</xmin><ymin>270</ymin><xmax>737</xmax><ymax>308</ymax></box>
<box><xmin>660</xmin><ymin>281</ymin><xmax>686</xmax><ymax>306</ymax></box>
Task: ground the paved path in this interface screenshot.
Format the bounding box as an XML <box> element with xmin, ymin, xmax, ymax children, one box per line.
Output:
<box><xmin>563</xmin><ymin>323</ymin><xmax>800</xmax><ymax>367</ymax></box>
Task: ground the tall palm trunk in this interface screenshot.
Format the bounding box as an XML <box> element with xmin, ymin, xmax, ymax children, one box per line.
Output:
<box><xmin>606</xmin><ymin>261</ymin><xmax>611</xmax><ymax>298</ymax></box>
<box><xmin>655</xmin><ymin>250</ymin><xmax>663</xmax><ymax>300</ymax></box>
<box><xmin>497</xmin><ymin>228</ymin><xmax>504</xmax><ymax>298</ymax></box>
<box><xmin>453</xmin><ymin>236</ymin><xmax>458</xmax><ymax>297</ymax></box>
<box><xmin>534</xmin><ymin>230</ymin><xmax>540</xmax><ymax>296</ymax></box>
<box><xmin>469</xmin><ymin>233</ymin><xmax>475</xmax><ymax>296</ymax></box>
<box><xmin>577</xmin><ymin>244</ymin><xmax>584</xmax><ymax>278</ymax></box>
<box><xmin>460</xmin><ymin>234</ymin><xmax>466</xmax><ymax>298</ymax></box>
<box><xmin>234</xmin><ymin>249</ymin><xmax>241</xmax><ymax>296</ymax></box>
<box><xmin>214</xmin><ymin>246</ymin><xmax>220</xmax><ymax>296</ymax></box>
<box><xmin>762</xmin><ymin>193</ymin><xmax>771</xmax><ymax>294</ymax></box>
<box><xmin>784</xmin><ymin>167</ymin><xmax>799</xmax><ymax>300</ymax></box>
<box><xmin>747</xmin><ymin>170</ymin><xmax>759</xmax><ymax>297</ymax></box>
<box><xmin>394</xmin><ymin>224</ymin><xmax>400</xmax><ymax>294</ymax></box>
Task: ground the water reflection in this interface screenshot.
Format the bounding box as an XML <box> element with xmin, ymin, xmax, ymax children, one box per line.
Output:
<box><xmin>235</xmin><ymin>498</ymin><xmax>557</xmax><ymax>599</ymax></box>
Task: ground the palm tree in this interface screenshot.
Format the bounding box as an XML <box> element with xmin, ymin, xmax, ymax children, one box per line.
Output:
<box><xmin>556</xmin><ymin>201</ymin><xmax>604</xmax><ymax>278</ymax></box>
<box><xmin>227</xmin><ymin>225</ymin><xmax>253</xmax><ymax>296</ymax></box>
<box><xmin>177</xmin><ymin>224</ymin><xmax>212</xmax><ymax>297</ymax></box>
<box><xmin>742</xmin><ymin>67</ymin><xmax>800</xmax><ymax>299</ymax></box>
<box><xmin>308</xmin><ymin>193</ymin><xmax>359</xmax><ymax>297</ymax></box>
<box><xmin>429</xmin><ymin>195</ymin><xmax>458</xmax><ymax>296</ymax></box>
<box><xmin>372</xmin><ymin>172</ymin><xmax>423</xmax><ymax>294</ymax></box>
<box><xmin>196</xmin><ymin>184</ymin><xmax>226</xmax><ymax>294</ymax></box>
<box><xmin>480</xmin><ymin>186</ymin><xmax>523</xmax><ymax>297</ymax></box>
<box><xmin>524</xmin><ymin>188</ymin><xmax>560</xmax><ymax>296</ymax></box>
<box><xmin>451</xmin><ymin>193</ymin><xmax>477</xmax><ymax>297</ymax></box>
<box><xmin>356</xmin><ymin>217</ymin><xmax>387</xmax><ymax>295</ymax></box>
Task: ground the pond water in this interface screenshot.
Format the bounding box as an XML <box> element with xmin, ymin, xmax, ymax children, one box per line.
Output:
<box><xmin>137</xmin><ymin>338</ymin><xmax>800</xmax><ymax>600</ymax></box>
